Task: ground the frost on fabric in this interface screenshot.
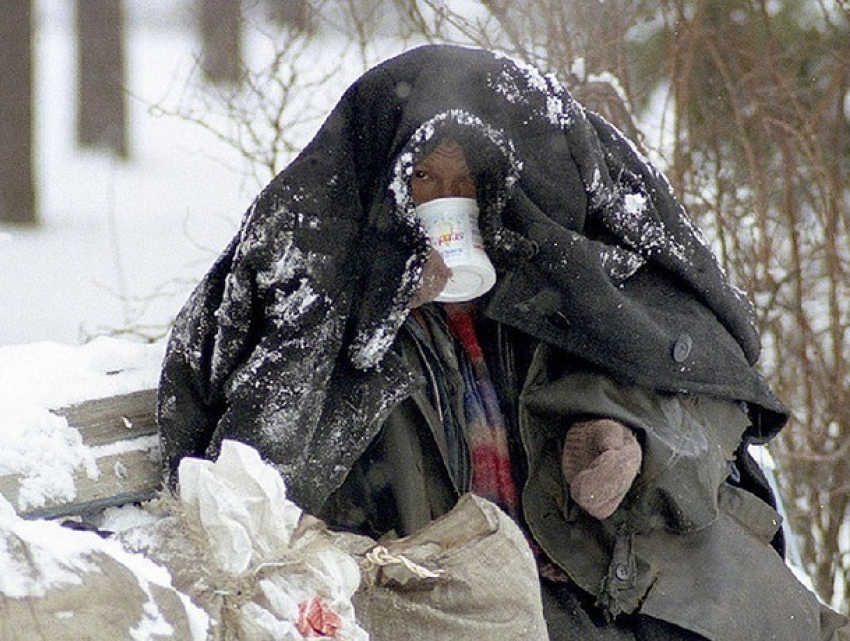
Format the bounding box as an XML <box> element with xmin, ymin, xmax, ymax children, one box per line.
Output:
<box><xmin>216</xmin><ymin>217</ymin><xmax>347</xmax><ymax>474</ymax></box>
<box><xmin>490</xmin><ymin>52</ymin><xmax>575</xmax><ymax>128</ymax></box>
<box><xmin>599</xmin><ymin>245</ymin><xmax>646</xmax><ymax>283</ymax></box>
<box><xmin>389</xmin><ymin>109</ymin><xmax>523</xmax><ymax>216</ymax></box>
<box><xmin>613</xmin><ymin>122</ymin><xmax>712</xmax><ymax>249</ymax></box>
<box><xmin>226</xmin><ymin>318</ymin><xmax>342</xmax><ymax>471</ymax></box>
<box><xmin>589</xmin><ymin>167</ymin><xmax>606</xmax><ymax>195</ymax></box>
<box><xmin>348</xmin><ymin>253</ymin><xmax>419</xmax><ymax>371</ymax></box>
<box><xmin>211</xmin><ymin>202</ymin><xmax>339</xmax><ymax>388</ymax></box>
<box><xmin>260</xmin><ymin>237</ymin><xmax>337</xmax><ymax>345</ymax></box>
<box><xmin>593</xmin><ymin>176</ymin><xmax>690</xmax><ymax>267</ymax></box>
<box><xmin>389</xmin><ymin>150</ymin><xmax>417</xmax><ymax>216</ymax></box>
<box><xmin>589</xmin><ymin>114</ymin><xmax>716</xmax><ymax>270</ymax></box>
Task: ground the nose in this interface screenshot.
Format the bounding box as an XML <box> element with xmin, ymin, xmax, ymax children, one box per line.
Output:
<box><xmin>442</xmin><ymin>177</ymin><xmax>476</xmax><ymax>200</ymax></box>
<box><xmin>437</xmin><ymin>179</ymin><xmax>462</xmax><ymax>198</ymax></box>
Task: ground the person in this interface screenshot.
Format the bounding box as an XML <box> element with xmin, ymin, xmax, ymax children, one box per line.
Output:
<box><xmin>157</xmin><ymin>45</ymin><xmax>847</xmax><ymax>639</ymax></box>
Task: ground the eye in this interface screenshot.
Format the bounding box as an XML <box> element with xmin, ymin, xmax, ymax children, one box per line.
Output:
<box><xmin>413</xmin><ymin>169</ymin><xmax>430</xmax><ymax>180</ymax></box>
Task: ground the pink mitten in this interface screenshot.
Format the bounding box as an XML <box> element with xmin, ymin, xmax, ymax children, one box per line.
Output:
<box><xmin>561</xmin><ymin>419</ymin><xmax>642</xmax><ymax>520</ymax></box>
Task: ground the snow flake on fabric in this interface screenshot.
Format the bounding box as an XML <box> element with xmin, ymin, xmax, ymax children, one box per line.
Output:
<box><xmin>584</xmin><ymin>116</ymin><xmax>720</xmax><ymax>280</ymax></box>
<box><xmin>349</xmin><ymin>253</ymin><xmax>419</xmax><ymax>370</ymax></box>
<box><xmin>259</xmin><ymin>242</ymin><xmax>331</xmax><ymax>333</ymax></box>
<box><xmin>389</xmin><ymin>150</ymin><xmax>417</xmax><ymax>217</ymax></box>
<box><xmin>490</xmin><ymin>53</ymin><xmax>575</xmax><ymax>128</ymax></box>
<box><xmin>601</xmin><ymin>187</ymin><xmax>688</xmax><ymax>264</ymax></box>
<box><xmin>389</xmin><ymin>110</ymin><xmax>522</xmax><ymax>215</ymax></box>
<box><xmin>272</xmin><ymin>282</ymin><xmax>320</xmax><ymax>331</ymax></box>
<box><xmin>599</xmin><ymin>245</ymin><xmax>646</xmax><ymax>283</ymax></box>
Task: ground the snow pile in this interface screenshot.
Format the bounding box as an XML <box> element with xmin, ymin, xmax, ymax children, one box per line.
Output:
<box><xmin>0</xmin><ymin>439</ymin><xmax>370</xmax><ymax>640</ymax></box>
<box><xmin>0</xmin><ymin>492</ymin><xmax>209</xmax><ymax>640</ymax></box>
<box><xmin>0</xmin><ymin>340</ymin><xmax>370</xmax><ymax>639</ymax></box>
<box><xmin>0</xmin><ymin>338</ymin><xmax>164</xmax><ymax>511</ymax></box>
<box><xmin>123</xmin><ymin>440</ymin><xmax>369</xmax><ymax>640</ymax></box>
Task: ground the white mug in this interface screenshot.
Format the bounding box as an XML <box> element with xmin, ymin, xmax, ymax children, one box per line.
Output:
<box><xmin>415</xmin><ymin>197</ymin><xmax>497</xmax><ymax>302</ymax></box>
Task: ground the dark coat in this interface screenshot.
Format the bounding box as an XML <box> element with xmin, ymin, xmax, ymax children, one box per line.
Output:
<box><xmin>315</xmin><ymin>319</ymin><xmax>830</xmax><ymax>640</ymax></box>
<box><xmin>157</xmin><ymin>44</ymin><xmax>787</xmax><ymax>516</ymax></box>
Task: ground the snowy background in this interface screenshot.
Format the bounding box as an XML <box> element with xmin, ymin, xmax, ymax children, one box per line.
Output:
<box><xmin>0</xmin><ymin>1</ymin><xmax>834</xmax><ymax>633</ymax></box>
<box><xmin>1</xmin><ymin>2</ymin><xmax>424</xmax><ymax>347</ymax></box>
<box><xmin>2</xmin><ymin>2</ymin><xmax>257</xmax><ymax>346</ymax></box>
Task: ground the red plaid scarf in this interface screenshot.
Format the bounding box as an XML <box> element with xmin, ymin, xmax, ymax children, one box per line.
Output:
<box><xmin>445</xmin><ymin>304</ymin><xmax>519</xmax><ymax>518</ymax></box>
<box><xmin>445</xmin><ymin>305</ymin><xmax>571</xmax><ymax>582</ymax></box>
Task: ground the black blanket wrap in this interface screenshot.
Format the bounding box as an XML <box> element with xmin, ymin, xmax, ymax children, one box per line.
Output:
<box><xmin>158</xmin><ymin>45</ymin><xmax>787</xmax><ymax>512</ymax></box>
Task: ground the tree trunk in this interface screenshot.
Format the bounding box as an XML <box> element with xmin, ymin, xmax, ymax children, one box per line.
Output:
<box><xmin>76</xmin><ymin>0</ymin><xmax>129</xmax><ymax>159</ymax></box>
<box><xmin>0</xmin><ymin>0</ymin><xmax>37</xmax><ymax>225</ymax></box>
<box><xmin>265</xmin><ymin>0</ymin><xmax>311</xmax><ymax>32</ymax></box>
<box><xmin>200</xmin><ymin>0</ymin><xmax>243</xmax><ymax>86</ymax></box>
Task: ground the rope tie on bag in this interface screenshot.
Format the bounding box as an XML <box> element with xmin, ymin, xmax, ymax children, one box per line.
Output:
<box><xmin>361</xmin><ymin>545</ymin><xmax>445</xmax><ymax>580</ymax></box>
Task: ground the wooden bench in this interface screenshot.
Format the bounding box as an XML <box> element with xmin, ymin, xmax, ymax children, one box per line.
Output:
<box><xmin>0</xmin><ymin>388</ymin><xmax>162</xmax><ymax>520</ymax></box>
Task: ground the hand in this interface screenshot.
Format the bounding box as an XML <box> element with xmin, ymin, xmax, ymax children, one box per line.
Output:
<box><xmin>410</xmin><ymin>251</ymin><xmax>451</xmax><ymax>308</ymax></box>
<box><xmin>561</xmin><ymin>419</ymin><xmax>642</xmax><ymax>520</ymax></box>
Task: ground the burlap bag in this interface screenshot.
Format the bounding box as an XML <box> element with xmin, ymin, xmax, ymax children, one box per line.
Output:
<box><xmin>124</xmin><ymin>440</ymin><xmax>369</xmax><ymax>640</ymax></box>
<box><xmin>352</xmin><ymin>493</ymin><xmax>550</xmax><ymax>640</ymax></box>
<box><xmin>0</xmin><ymin>492</ymin><xmax>206</xmax><ymax>641</ymax></box>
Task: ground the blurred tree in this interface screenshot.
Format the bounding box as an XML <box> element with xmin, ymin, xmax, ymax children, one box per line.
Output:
<box><xmin>0</xmin><ymin>0</ymin><xmax>37</xmax><ymax>225</ymax></box>
<box><xmin>264</xmin><ymin>0</ymin><xmax>313</xmax><ymax>32</ymax></box>
<box><xmin>76</xmin><ymin>0</ymin><xmax>129</xmax><ymax>158</ymax></box>
<box><xmin>200</xmin><ymin>0</ymin><xmax>243</xmax><ymax>85</ymax></box>
<box><xmin>477</xmin><ymin>0</ymin><xmax>653</xmax><ymax>139</ymax></box>
<box><xmin>640</xmin><ymin>0</ymin><xmax>850</xmax><ymax>607</ymax></box>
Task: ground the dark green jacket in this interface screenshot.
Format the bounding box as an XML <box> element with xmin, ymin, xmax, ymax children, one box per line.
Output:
<box><xmin>321</xmin><ymin>307</ymin><xmax>836</xmax><ymax>640</ymax></box>
<box><xmin>521</xmin><ymin>350</ymin><xmax>830</xmax><ymax>640</ymax></box>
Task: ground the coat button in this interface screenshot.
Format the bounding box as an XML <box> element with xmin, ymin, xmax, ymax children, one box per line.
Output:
<box><xmin>615</xmin><ymin>563</ymin><xmax>632</xmax><ymax>581</ymax></box>
<box><xmin>673</xmin><ymin>333</ymin><xmax>693</xmax><ymax>363</ymax></box>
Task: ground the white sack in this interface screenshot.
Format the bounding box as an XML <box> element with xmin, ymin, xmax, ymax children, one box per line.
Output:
<box><xmin>132</xmin><ymin>439</ymin><xmax>368</xmax><ymax>640</ymax></box>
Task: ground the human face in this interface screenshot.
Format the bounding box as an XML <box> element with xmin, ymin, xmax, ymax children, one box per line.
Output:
<box><xmin>410</xmin><ymin>140</ymin><xmax>477</xmax><ymax>205</ymax></box>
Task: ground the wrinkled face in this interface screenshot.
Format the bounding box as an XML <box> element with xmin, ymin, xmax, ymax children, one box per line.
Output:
<box><xmin>410</xmin><ymin>140</ymin><xmax>477</xmax><ymax>205</ymax></box>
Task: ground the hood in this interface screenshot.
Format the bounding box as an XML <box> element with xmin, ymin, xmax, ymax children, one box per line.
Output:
<box><xmin>245</xmin><ymin>45</ymin><xmax>762</xmax><ymax>375</ymax></box>
<box><xmin>159</xmin><ymin>45</ymin><xmax>788</xmax><ymax>507</ymax></box>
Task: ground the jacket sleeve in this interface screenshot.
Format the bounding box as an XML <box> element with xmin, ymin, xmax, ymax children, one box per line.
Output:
<box><xmin>520</xmin><ymin>348</ymin><xmax>750</xmax><ymax>533</ymax></box>
<box><xmin>157</xmin><ymin>235</ymin><xmax>241</xmax><ymax>484</ymax></box>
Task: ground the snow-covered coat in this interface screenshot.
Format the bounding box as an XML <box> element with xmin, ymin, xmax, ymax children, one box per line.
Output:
<box><xmin>157</xmin><ymin>44</ymin><xmax>787</xmax><ymax>516</ymax></box>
